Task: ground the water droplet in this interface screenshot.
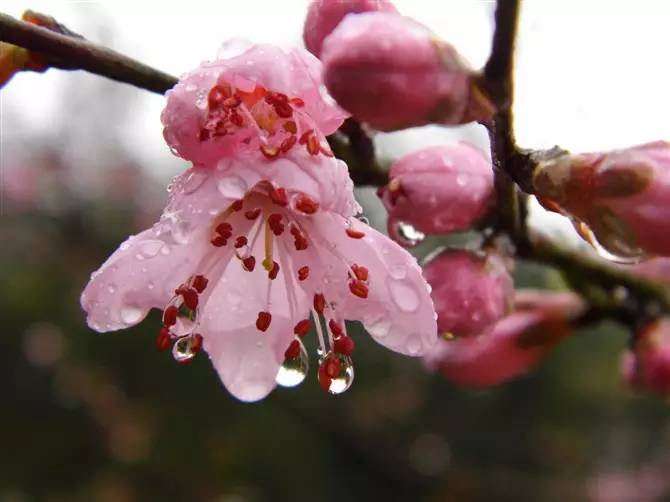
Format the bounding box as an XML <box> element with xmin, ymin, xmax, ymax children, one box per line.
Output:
<box><xmin>389</xmin><ymin>263</ymin><xmax>407</xmax><ymax>279</ymax></box>
<box><xmin>181</xmin><ymin>170</ymin><xmax>207</xmax><ymax>194</ymax></box>
<box><xmin>455</xmin><ymin>174</ymin><xmax>468</xmax><ymax>187</ymax></box>
<box><xmin>147</xmin><ymin>282</ymin><xmax>155</xmax><ymax>290</ymax></box>
<box><xmin>357</xmin><ymin>215</ymin><xmax>370</xmax><ymax>225</ymax></box>
<box><xmin>387</xmin><ymin>277</ymin><xmax>420</xmax><ymax>312</ymax></box>
<box><xmin>107</xmin><ymin>284</ymin><xmax>116</xmax><ymax>294</ymax></box>
<box><xmin>171</xmin><ymin>220</ymin><xmax>192</xmax><ymax>244</ymax></box>
<box><xmin>137</xmin><ymin>239</ymin><xmax>164</xmax><ymax>259</ymax></box>
<box><xmin>160</xmin><ymin>245</ymin><xmax>171</xmax><ymax>256</ymax></box>
<box><xmin>172</xmin><ymin>334</ymin><xmax>200</xmax><ymax>363</ymax></box>
<box><xmin>393</xmin><ymin>221</ymin><xmax>425</xmax><ymax>247</ymax></box>
<box><xmin>217</xmin><ymin>175</ymin><xmax>248</xmax><ymax>199</ymax></box>
<box><xmin>276</xmin><ymin>337</ymin><xmax>309</xmax><ymax>388</ymax></box>
<box><xmin>365</xmin><ymin>315</ymin><xmax>391</xmax><ymax>338</ymax></box>
<box><xmin>119</xmin><ymin>240</ymin><xmax>131</xmax><ymax>251</ymax></box>
<box><xmin>407</xmin><ymin>337</ymin><xmax>422</xmax><ymax>355</ymax></box>
<box><xmin>120</xmin><ymin>305</ymin><xmax>147</xmax><ymax>325</ymax></box>
<box><xmin>318</xmin><ymin>352</ymin><xmax>354</xmax><ymax>395</ymax></box>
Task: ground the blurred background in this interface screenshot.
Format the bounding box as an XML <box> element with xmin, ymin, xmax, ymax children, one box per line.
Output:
<box><xmin>2</xmin><ymin>1</ymin><xmax>670</xmax><ymax>500</ymax></box>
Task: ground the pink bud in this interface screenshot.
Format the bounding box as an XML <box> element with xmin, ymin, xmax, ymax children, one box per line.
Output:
<box><xmin>621</xmin><ymin>319</ymin><xmax>670</xmax><ymax>396</ymax></box>
<box><xmin>379</xmin><ymin>144</ymin><xmax>494</xmax><ymax>241</ymax></box>
<box><xmin>303</xmin><ymin>0</ymin><xmax>398</xmax><ymax>57</ymax></box>
<box><xmin>423</xmin><ymin>249</ymin><xmax>514</xmax><ymax>338</ymax></box>
<box><xmin>534</xmin><ymin>141</ymin><xmax>670</xmax><ymax>260</ymax></box>
<box><xmin>321</xmin><ymin>12</ymin><xmax>493</xmax><ymax>131</ymax></box>
<box><xmin>424</xmin><ymin>290</ymin><xmax>584</xmax><ymax>388</ymax></box>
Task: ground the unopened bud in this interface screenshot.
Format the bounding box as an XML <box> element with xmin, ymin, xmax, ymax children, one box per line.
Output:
<box><xmin>622</xmin><ymin>319</ymin><xmax>670</xmax><ymax>396</ymax></box>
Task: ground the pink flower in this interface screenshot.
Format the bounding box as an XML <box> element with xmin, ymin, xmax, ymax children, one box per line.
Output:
<box><xmin>81</xmin><ymin>42</ymin><xmax>438</xmax><ymax>402</ymax></box>
<box><xmin>321</xmin><ymin>12</ymin><xmax>493</xmax><ymax>131</ymax></box>
<box><xmin>303</xmin><ymin>0</ymin><xmax>398</xmax><ymax>57</ymax></box>
<box><xmin>621</xmin><ymin>319</ymin><xmax>670</xmax><ymax>396</ymax></box>
<box><xmin>378</xmin><ymin>144</ymin><xmax>494</xmax><ymax>243</ymax></box>
<box><xmin>422</xmin><ymin>249</ymin><xmax>513</xmax><ymax>338</ymax></box>
<box><xmin>424</xmin><ymin>290</ymin><xmax>585</xmax><ymax>388</ymax></box>
<box><xmin>162</xmin><ymin>39</ymin><xmax>348</xmax><ymax>166</ymax></box>
<box><xmin>533</xmin><ymin>141</ymin><xmax>670</xmax><ymax>260</ymax></box>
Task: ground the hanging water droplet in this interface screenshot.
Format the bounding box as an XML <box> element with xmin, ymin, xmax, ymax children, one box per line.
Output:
<box><xmin>217</xmin><ymin>175</ymin><xmax>248</xmax><ymax>199</ymax></box>
<box><xmin>318</xmin><ymin>352</ymin><xmax>354</xmax><ymax>395</ymax></box>
<box><xmin>357</xmin><ymin>215</ymin><xmax>370</xmax><ymax>225</ymax></box>
<box><xmin>137</xmin><ymin>239</ymin><xmax>164</xmax><ymax>259</ymax></box>
<box><xmin>276</xmin><ymin>337</ymin><xmax>309</xmax><ymax>388</ymax></box>
<box><xmin>181</xmin><ymin>170</ymin><xmax>207</xmax><ymax>194</ymax></box>
<box><xmin>571</xmin><ymin>217</ymin><xmax>645</xmax><ymax>264</ymax></box>
<box><xmin>172</xmin><ymin>334</ymin><xmax>202</xmax><ymax>364</ymax></box>
<box><xmin>387</xmin><ymin>277</ymin><xmax>420</xmax><ymax>312</ymax></box>
<box><xmin>120</xmin><ymin>305</ymin><xmax>147</xmax><ymax>325</ymax></box>
<box><xmin>393</xmin><ymin>221</ymin><xmax>425</xmax><ymax>247</ymax></box>
<box><xmin>107</xmin><ymin>284</ymin><xmax>116</xmax><ymax>294</ymax></box>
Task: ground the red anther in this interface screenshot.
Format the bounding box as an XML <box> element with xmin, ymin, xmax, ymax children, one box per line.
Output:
<box><xmin>313</xmin><ymin>293</ymin><xmax>326</xmax><ymax>314</ymax></box>
<box><xmin>289</xmin><ymin>97</ymin><xmax>305</xmax><ymax>107</ymax></box>
<box><xmin>216</xmin><ymin>222</ymin><xmax>233</xmax><ymax>237</ymax></box>
<box><xmin>181</xmin><ymin>287</ymin><xmax>199</xmax><ymax>310</ymax></box>
<box><xmin>211</xmin><ymin>235</ymin><xmax>228</xmax><ymax>247</ymax></box>
<box><xmin>324</xmin><ymin>356</ymin><xmax>341</xmax><ymax>378</ymax></box>
<box><xmin>349</xmin><ymin>280</ymin><xmax>369</xmax><ymax>299</ymax></box>
<box><xmin>352</xmin><ymin>264</ymin><xmax>369</xmax><ymax>282</ymax></box>
<box><xmin>280</xmin><ymin>135</ymin><xmax>297</xmax><ymax>153</ymax></box>
<box><xmin>295</xmin><ymin>193</ymin><xmax>320</xmax><ymax>214</ymax></box>
<box><xmin>229</xmin><ymin>110</ymin><xmax>244</xmax><ymax>127</ymax></box>
<box><xmin>245</xmin><ymin>208</ymin><xmax>261</xmax><ymax>220</ymax></box>
<box><xmin>191</xmin><ymin>275</ymin><xmax>209</xmax><ymax>293</ymax></box>
<box><xmin>294</xmin><ymin>319</ymin><xmax>311</xmax><ymax>337</ymax></box>
<box><xmin>346</xmin><ymin>228</ymin><xmax>365</xmax><ymax>239</ymax></box>
<box><xmin>283</xmin><ymin>121</ymin><xmax>297</xmax><ymax>134</ymax></box>
<box><xmin>256</xmin><ymin>311</ymin><xmax>272</xmax><ymax>332</ymax></box>
<box><xmin>199</xmin><ymin>129</ymin><xmax>210</xmax><ymax>142</ymax></box>
<box><xmin>268</xmin><ymin>261</ymin><xmax>280</xmax><ymax>280</ymax></box>
<box><xmin>274</xmin><ymin>92</ymin><xmax>289</xmax><ymax>103</ymax></box>
<box><xmin>294</xmin><ymin>237</ymin><xmax>308</xmax><ymax>251</ymax></box>
<box><xmin>231</xmin><ymin>199</ymin><xmax>244</xmax><ymax>211</ymax></box>
<box><xmin>270</xmin><ymin>187</ymin><xmax>288</xmax><ymax>206</ymax></box>
<box><xmin>268</xmin><ymin>213</ymin><xmax>285</xmax><ymax>236</ymax></box>
<box><xmin>328</xmin><ymin>319</ymin><xmax>343</xmax><ymax>337</ymax></box>
<box><xmin>299</xmin><ymin>129</ymin><xmax>313</xmax><ymax>145</ymax></box>
<box><xmin>272</xmin><ymin>100</ymin><xmax>293</xmax><ymax>118</ymax></box>
<box><xmin>284</xmin><ymin>339</ymin><xmax>301</xmax><ymax>360</ymax></box>
<box><xmin>242</xmin><ymin>256</ymin><xmax>256</xmax><ymax>272</ymax></box>
<box><xmin>307</xmin><ymin>135</ymin><xmax>320</xmax><ymax>156</ymax></box>
<box><xmin>156</xmin><ymin>327</ymin><xmax>171</xmax><ymax>351</ymax></box>
<box><xmin>191</xmin><ymin>333</ymin><xmax>204</xmax><ymax>353</ymax></box>
<box><xmin>163</xmin><ymin>305</ymin><xmax>178</xmax><ymax>326</ymax></box>
<box><xmin>234</xmin><ymin>236</ymin><xmax>248</xmax><ymax>248</ymax></box>
<box><xmin>260</xmin><ymin>144</ymin><xmax>280</xmax><ymax>159</ymax></box>
<box><xmin>318</xmin><ymin>363</ymin><xmax>332</xmax><ymax>392</ymax></box>
<box><xmin>208</xmin><ymin>85</ymin><xmax>229</xmax><ymax>108</ymax></box>
<box><xmin>223</xmin><ymin>95</ymin><xmax>241</xmax><ymax>108</ymax></box>
<box><xmin>298</xmin><ymin>266</ymin><xmax>310</xmax><ymax>281</ymax></box>
<box><xmin>334</xmin><ymin>335</ymin><xmax>355</xmax><ymax>356</ymax></box>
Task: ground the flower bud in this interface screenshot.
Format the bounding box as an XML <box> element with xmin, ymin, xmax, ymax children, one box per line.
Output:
<box><xmin>622</xmin><ymin>319</ymin><xmax>670</xmax><ymax>396</ymax></box>
<box><xmin>423</xmin><ymin>249</ymin><xmax>513</xmax><ymax>338</ymax></box>
<box><xmin>424</xmin><ymin>290</ymin><xmax>584</xmax><ymax>388</ymax></box>
<box><xmin>378</xmin><ymin>143</ymin><xmax>494</xmax><ymax>241</ymax></box>
<box><xmin>533</xmin><ymin>141</ymin><xmax>670</xmax><ymax>260</ymax></box>
<box><xmin>303</xmin><ymin>0</ymin><xmax>398</xmax><ymax>57</ymax></box>
<box><xmin>321</xmin><ymin>12</ymin><xmax>493</xmax><ymax>131</ymax></box>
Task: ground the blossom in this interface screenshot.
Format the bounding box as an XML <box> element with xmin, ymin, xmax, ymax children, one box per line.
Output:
<box><xmin>377</xmin><ymin>144</ymin><xmax>494</xmax><ymax>244</ymax></box>
<box><xmin>424</xmin><ymin>290</ymin><xmax>585</xmax><ymax>388</ymax></box>
<box><xmin>422</xmin><ymin>249</ymin><xmax>513</xmax><ymax>338</ymax></box>
<box><xmin>533</xmin><ymin>141</ymin><xmax>670</xmax><ymax>261</ymax></box>
<box><xmin>81</xmin><ymin>41</ymin><xmax>438</xmax><ymax>402</ymax></box>
<box><xmin>621</xmin><ymin>319</ymin><xmax>670</xmax><ymax>396</ymax></box>
<box><xmin>303</xmin><ymin>0</ymin><xmax>398</xmax><ymax>57</ymax></box>
<box><xmin>321</xmin><ymin>12</ymin><xmax>493</xmax><ymax>131</ymax></box>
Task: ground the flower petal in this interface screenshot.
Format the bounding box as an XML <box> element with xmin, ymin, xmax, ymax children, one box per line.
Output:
<box><xmin>304</xmin><ymin>212</ymin><xmax>438</xmax><ymax>356</ymax></box>
<box><xmin>81</xmin><ymin>226</ymin><xmax>211</xmax><ymax>332</ymax></box>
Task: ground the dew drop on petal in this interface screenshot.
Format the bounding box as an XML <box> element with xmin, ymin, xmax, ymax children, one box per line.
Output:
<box><xmin>107</xmin><ymin>284</ymin><xmax>116</xmax><ymax>294</ymax></box>
<box><xmin>171</xmin><ymin>220</ymin><xmax>192</xmax><ymax>245</ymax></box>
<box><xmin>407</xmin><ymin>337</ymin><xmax>422</xmax><ymax>356</ymax></box>
<box><xmin>389</xmin><ymin>263</ymin><xmax>407</xmax><ymax>279</ymax></box>
<box><xmin>364</xmin><ymin>314</ymin><xmax>391</xmax><ymax>339</ymax></box>
<box><xmin>120</xmin><ymin>305</ymin><xmax>147</xmax><ymax>325</ymax></box>
<box><xmin>387</xmin><ymin>277</ymin><xmax>420</xmax><ymax>312</ymax></box>
<box><xmin>393</xmin><ymin>221</ymin><xmax>425</xmax><ymax>247</ymax></box>
<box><xmin>137</xmin><ymin>239</ymin><xmax>164</xmax><ymax>259</ymax></box>
<box><xmin>217</xmin><ymin>175</ymin><xmax>248</xmax><ymax>199</ymax></box>
<box><xmin>160</xmin><ymin>244</ymin><xmax>171</xmax><ymax>256</ymax></box>
<box><xmin>276</xmin><ymin>337</ymin><xmax>309</xmax><ymax>388</ymax></box>
<box><xmin>182</xmin><ymin>170</ymin><xmax>207</xmax><ymax>194</ymax></box>
<box><xmin>318</xmin><ymin>353</ymin><xmax>354</xmax><ymax>395</ymax></box>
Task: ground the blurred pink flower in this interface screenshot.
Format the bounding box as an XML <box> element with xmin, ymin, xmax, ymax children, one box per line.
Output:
<box><xmin>534</xmin><ymin>141</ymin><xmax>670</xmax><ymax>260</ymax></box>
<box><xmin>303</xmin><ymin>0</ymin><xmax>398</xmax><ymax>57</ymax></box>
<box><xmin>423</xmin><ymin>249</ymin><xmax>513</xmax><ymax>338</ymax></box>
<box><xmin>424</xmin><ymin>290</ymin><xmax>585</xmax><ymax>388</ymax></box>
<box><xmin>82</xmin><ymin>41</ymin><xmax>438</xmax><ymax>402</ymax></box>
<box><xmin>378</xmin><ymin>144</ymin><xmax>494</xmax><ymax>243</ymax></box>
<box><xmin>321</xmin><ymin>12</ymin><xmax>493</xmax><ymax>131</ymax></box>
<box><xmin>622</xmin><ymin>319</ymin><xmax>670</xmax><ymax>396</ymax></box>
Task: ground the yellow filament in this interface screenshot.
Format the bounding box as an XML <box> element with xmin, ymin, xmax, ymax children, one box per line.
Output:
<box><xmin>262</xmin><ymin>213</ymin><xmax>274</xmax><ymax>271</ymax></box>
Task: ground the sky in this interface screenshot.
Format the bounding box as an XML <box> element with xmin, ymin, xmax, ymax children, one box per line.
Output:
<box><xmin>2</xmin><ymin>0</ymin><xmax>670</xmax><ymax>247</ymax></box>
